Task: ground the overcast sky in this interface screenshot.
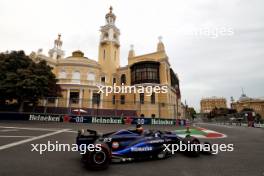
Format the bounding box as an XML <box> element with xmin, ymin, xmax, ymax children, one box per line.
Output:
<box><xmin>0</xmin><ymin>0</ymin><xmax>263</xmax><ymax>111</ymax></box>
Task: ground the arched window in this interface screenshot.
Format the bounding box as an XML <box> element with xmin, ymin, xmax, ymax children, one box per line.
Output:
<box><xmin>112</xmin><ymin>95</ymin><xmax>116</xmax><ymax>105</ymax></box>
<box><xmin>87</xmin><ymin>72</ymin><xmax>95</xmax><ymax>81</ymax></box>
<box><xmin>121</xmin><ymin>74</ymin><xmax>126</xmax><ymax>84</ymax></box>
<box><xmin>101</xmin><ymin>76</ymin><xmax>106</xmax><ymax>83</ymax></box>
<box><xmin>151</xmin><ymin>93</ymin><xmax>155</xmax><ymax>104</ymax></box>
<box><xmin>140</xmin><ymin>93</ymin><xmax>144</xmax><ymax>104</ymax></box>
<box><xmin>72</xmin><ymin>71</ymin><xmax>80</xmax><ymax>83</ymax></box>
<box><xmin>59</xmin><ymin>70</ymin><xmax>66</xmax><ymax>79</ymax></box>
<box><xmin>120</xmin><ymin>95</ymin><xmax>125</xmax><ymax>104</ymax></box>
<box><xmin>104</xmin><ymin>33</ymin><xmax>108</xmax><ymax>40</ymax></box>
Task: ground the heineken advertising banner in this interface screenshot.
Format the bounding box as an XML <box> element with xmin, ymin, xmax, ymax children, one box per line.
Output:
<box><xmin>0</xmin><ymin>112</ymin><xmax>186</xmax><ymax>126</ymax></box>
<box><xmin>64</xmin><ymin>115</ymin><xmax>186</xmax><ymax>126</ymax></box>
<box><xmin>29</xmin><ymin>114</ymin><xmax>62</xmax><ymax>122</ymax></box>
<box><xmin>65</xmin><ymin>116</ymin><xmax>123</xmax><ymax>124</ymax></box>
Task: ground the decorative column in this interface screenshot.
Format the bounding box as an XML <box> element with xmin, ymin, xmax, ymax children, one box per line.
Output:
<box><xmin>66</xmin><ymin>89</ymin><xmax>70</xmax><ymax>107</ymax></box>
<box><xmin>55</xmin><ymin>98</ymin><xmax>59</xmax><ymax>107</ymax></box>
<box><xmin>79</xmin><ymin>88</ymin><xmax>83</xmax><ymax>108</ymax></box>
<box><xmin>100</xmin><ymin>93</ymin><xmax>103</xmax><ymax>109</ymax></box>
<box><xmin>90</xmin><ymin>89</ymin><xmax>93</xmax><ymax>108</ymax></box>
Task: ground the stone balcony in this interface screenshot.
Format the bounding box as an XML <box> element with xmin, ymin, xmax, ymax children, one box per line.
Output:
<box><xmin>57</xmin><ymin>78</ymin><xmax>105</xmax><ymax>87</ymax></box>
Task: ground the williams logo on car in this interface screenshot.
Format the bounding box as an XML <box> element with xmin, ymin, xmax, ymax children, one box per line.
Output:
<box><xmin>131</xmin><ymin>146</ymin><xmax>153</xmax><ymax>152</ymax></box>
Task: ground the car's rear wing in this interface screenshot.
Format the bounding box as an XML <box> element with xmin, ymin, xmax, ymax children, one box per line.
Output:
<box><xmin>76</xmin><ymin>129</ymin><xmax>99</xmax><ymax>146</ymax></box>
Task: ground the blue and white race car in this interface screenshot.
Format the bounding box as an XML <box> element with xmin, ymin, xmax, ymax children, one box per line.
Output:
<box><xmin>76</xmin><ymin>127</ymin><xmax>211</xmax><ymax>170</ymax></box>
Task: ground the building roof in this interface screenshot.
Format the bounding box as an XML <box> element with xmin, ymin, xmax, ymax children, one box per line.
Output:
<box><xmin>57</xmin><ymin>50</ymin><xmax>100</xmax><ymax>68</ymax></box>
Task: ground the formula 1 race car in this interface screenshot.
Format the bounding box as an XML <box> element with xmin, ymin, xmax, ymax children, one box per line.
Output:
<box><xmin>76</xmin><ymin>128</ymin><xmax>211</xmax><ymax>170</ymax></box>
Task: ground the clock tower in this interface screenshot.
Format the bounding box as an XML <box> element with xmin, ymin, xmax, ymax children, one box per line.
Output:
<box><xmin>98</xmin><ymin>6</ymin><xmax>120</xmax><ymax>84</ymax></box>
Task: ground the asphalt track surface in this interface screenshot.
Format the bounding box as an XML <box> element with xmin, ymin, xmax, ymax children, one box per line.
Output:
<box><xmin>0</xmin><ymin>121</ymin><xmax>263</xmax><ymax>176</ymax></box>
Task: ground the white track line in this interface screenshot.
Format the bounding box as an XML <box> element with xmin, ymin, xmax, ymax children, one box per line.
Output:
<box><xmin>0</xmin><ymin>129</ymin><xmax>19</xmax><ymax>132</ymax></box>
<box><xmin>0</xmin><ymin>135</ymin><xmax>34</xmax><ymax>138</ymax></box>
<box><xmin>0</xmin><ymin>129</ymin><xmax>69</xmax><ymax>151</ymax></box>
<box><xmin>0</xmin><ymin>126</ymin><xmax>60</xmax><ymax>131</ymax></box>
<box><xmin>197</xmin><ymin>123</ymin><xmax>234</xmax><ymax>129</ymax></box>
<box><xmin>65</xmin><ymin>130</ymin><xmax>77</xmax><ymax>133</ymax></box>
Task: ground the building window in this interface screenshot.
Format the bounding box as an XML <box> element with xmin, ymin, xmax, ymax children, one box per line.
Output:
<box><xmin>103</xmin><ymin>49</ymin><xmax>106</xmax><ymax>60</ymax></box>
<box><xmin>113</xmin><ymin>77</ymin><xmax>116</xmax><ymax>84</ymax></box>
<box><xmin>47</xmin><ymin>97</ymin><xmax>56</xmax><ymax>104</ymax></box>
<box><xmin>103</xmin><ymin>32</ymin><xmax>108</xmax><ymax>40</ymax></box>
<box><xmin>72</xmin><ymin>71</ymin><xmax>80</xmax><ymax>83</ymax></box>
<box><xmin>112</xmin><ymin>95</ymin><xmax>116</xmax><ymax>104</ymax></box>
<box><xmin>59</xmin><ymin>70</ymin><xmax>66</xmax><ymax>79</ymax></box>
<box><xmin>151</xmin><ymin>93</ymin><xmax>155</xmax><ymax>104</ymax></box>
<box><xmin>87</xmin><ymin>72</ymin><xmax>95</xmax><ymax>81</ymax></box>
<box><xmin>70</xmin><ymin>92</ymin><xmax>79</xmax><ymax>104</ymax></box>
<box><xmin>120</xmin><ymin>95</ymin><xmax>125</xmax><ymax>104</ymax></box>
<box><xmin>92</xmin><ymin>93</ymin><xmax>100</xmax><ymax>105</ymax></box>
<box><xmin>130</xmin><ymin>61</ymin><xmax>160</xmax><ymax>85</ymax></box>
<box><xmin>166</xmin><ymin>68</ymin><xmax>169</xmax><ymax>82</ymax></box>
<box><xmin>140</xmin><ymin>93</ymin><xmax>144</xmax><ymax>104</ymax></box>
<box><xmin>101</xmin><ymin>76</ymin><xmax>105</xmax><ymax>83</ymax></box>
<box><xmin>121</xmin><ymin>74</ymin><xmax>126</xmax><ymax>84</ymax></box>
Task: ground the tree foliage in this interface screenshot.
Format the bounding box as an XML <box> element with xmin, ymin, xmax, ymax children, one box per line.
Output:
<box><xmin>0</xmin><ymin>51</ymin><xmax>61</xmax><ymax>110</ymax></box>
<box><xmin>188</xmin><ymin>107</ymin><xmax>196</xmax><ymax>119</ymax></box>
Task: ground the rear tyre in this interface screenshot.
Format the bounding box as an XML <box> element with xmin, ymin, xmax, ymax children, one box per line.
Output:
<box><xmin>202</xmin><ymin>142</ymin><xmax>212</xmax><ymax>155</ymax></box>
<box><xmin>183</xmin><ymin>136</ymin><xmax>201</xmax><ymax>157</ymax></box>
<box><xmin>82</xmin><ymin>144</ymin><xmax>111</xmax><ymax>170</ymax></box>
<box><xmin>156</xmin><ymin>150</ymin><xmax>169</xmax><ymax>159</ymax></box>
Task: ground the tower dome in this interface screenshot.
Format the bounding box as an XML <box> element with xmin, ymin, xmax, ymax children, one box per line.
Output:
<box><xmin>105</xmin><ymin>6</ymin><xmax>116</xmax><ymax>24</ymax></box>
<box><xmin>48</xmin><ymin>34</ymin><xmax>65</xmax><ymax>59</ymax></box>
<box><xmin>157</xmin><ymin>36</ymin><xmax>165</xmax><ymax>52</ymax></box>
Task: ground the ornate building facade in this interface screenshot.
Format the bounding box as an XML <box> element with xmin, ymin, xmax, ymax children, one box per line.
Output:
<box><xmin>30</xmin><ymin>7</ymin><xmax>182</xmax><ymax>119</ymax></box>
<box><xmin>200</xmin><ymin>97</ymin><xmax>227</xmax><ymax>113</ymax></box>
<box><xmin>231</xmin><ymin>93</ymin><xmax>264</xmax><ymax>118</ymax></box>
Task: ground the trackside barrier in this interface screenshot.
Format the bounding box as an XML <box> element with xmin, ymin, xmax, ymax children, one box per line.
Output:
<box><xmin>0</xmin><ymin>112</ymin><xmax>63</xmax><ymax>122</ymax></box>
<box><xmin>213</xmin><ymin>122</ymin><xmax>264</xmax><ymax>128</ymax></box>
<box><xmin>0</xmin><ymin>112</ymin><xmax>187</xmax><ymax>126</ymax></box>
<box><xmin>254</xmin><ymin>123</ymin><xmax>264</xmax><ymax>128</ymax></box>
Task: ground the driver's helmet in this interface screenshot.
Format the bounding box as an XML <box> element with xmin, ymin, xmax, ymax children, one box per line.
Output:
<box><xmin>136</xmin><ymin>124</ymin><xmax>144</xmax><ymax>134</ymax></box>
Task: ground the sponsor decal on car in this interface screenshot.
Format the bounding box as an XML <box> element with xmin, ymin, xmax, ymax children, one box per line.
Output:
<box><xmin>131</xmin><ymin>146</ymin><xmax>153</xmax><ymax>152</ymax></box>
<box><xmin>148</xmin><ymin>139</ymin><xmax>164</xmax><ymax>144</ymax></box>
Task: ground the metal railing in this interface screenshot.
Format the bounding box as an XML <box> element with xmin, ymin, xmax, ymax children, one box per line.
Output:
<box><xmin>0</xmin><ymin>97</ymin><xmax>183</xmax><ymax>119</ymax></box>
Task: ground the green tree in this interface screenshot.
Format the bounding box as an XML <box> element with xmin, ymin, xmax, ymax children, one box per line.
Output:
<box><xmin>188</xmin><ymin>107</ymin><xmax>197</xmax><ymax>119</ymax></box>
<box><xmin>0</xmin><ymin>51</ymin><xmax>61</xmax><ymax>111</ymax></box>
